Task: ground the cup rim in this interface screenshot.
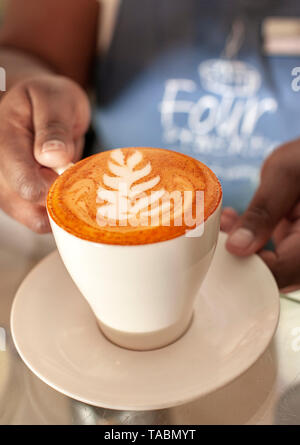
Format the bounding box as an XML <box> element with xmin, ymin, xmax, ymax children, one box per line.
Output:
<box><xmin>47</xmin><ymin>199</ymin><xmax>222</xmax><ymax>249</ymax></box>
<box><xmin>47</xmin><ymin>148</ymin><xmax>222</xmax><ymax>248</ymax></box>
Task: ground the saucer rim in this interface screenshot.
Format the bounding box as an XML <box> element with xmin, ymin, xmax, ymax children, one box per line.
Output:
<box><xmin>10</xmin><ymin>232</ymin><xmax>280</xmax><ymax>410</ymax></box>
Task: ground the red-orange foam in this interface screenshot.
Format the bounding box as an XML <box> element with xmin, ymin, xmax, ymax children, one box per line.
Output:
<box><xmin>47</xmin><ymin>148</ymin><xmax>222</xmax><ymax>245</ymax></box>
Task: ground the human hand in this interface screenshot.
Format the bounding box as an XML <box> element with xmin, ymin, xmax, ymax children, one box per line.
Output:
<box><xmin>221</xmin><ymin>140</ymin><xmax>300</xmax><ymax>291</ymax></box>
<box><xmin>0</xmin><ymin>75</ymin><xmax>90</xmax><ymax>232</ymax></box>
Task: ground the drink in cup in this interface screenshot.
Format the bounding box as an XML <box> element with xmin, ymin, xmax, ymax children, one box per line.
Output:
<box><xmin>47</xmin><ymin>147</ymin><xmax>222</xmax><ymax>350</ymax></box>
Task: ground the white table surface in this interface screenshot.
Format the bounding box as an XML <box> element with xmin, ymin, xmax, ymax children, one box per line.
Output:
<box><xmin>0</xmin><ymin>209</ymin><xmax>300</xmax><ymax>425</ymax></box>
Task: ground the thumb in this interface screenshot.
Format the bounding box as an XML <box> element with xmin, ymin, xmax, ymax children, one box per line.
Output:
<box><xmin>226</xmin><ymin>165</ymin><xmax>300</xmax><ymax>256</ymax></box>
<box><xmin>29</xmin><ymin>80</ymin><xmax>89</xmax><ymax>169</ymax></box>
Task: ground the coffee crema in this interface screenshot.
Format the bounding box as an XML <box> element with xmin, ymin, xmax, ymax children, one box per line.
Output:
<box><xmin>47</xmin><ymin>147</ymin><xmax>222</xmax><ymax>245</ymax></box>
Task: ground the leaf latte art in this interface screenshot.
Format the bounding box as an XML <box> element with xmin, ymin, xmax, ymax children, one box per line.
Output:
<box><xmin>47</xmin><ymin>147</ymin><xmax>222</xmax><ymax>245</ymax></box>
<box><xmin>96</xmin><ymin>149</ymin><xmax>192</xmax><ymax>228</ymax></box>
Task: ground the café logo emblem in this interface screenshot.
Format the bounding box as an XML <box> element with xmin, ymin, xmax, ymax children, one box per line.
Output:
<box><xmin>159</xmin><ymin>58</ymin><xmax>279</xmax><ymax>182</ymax></box>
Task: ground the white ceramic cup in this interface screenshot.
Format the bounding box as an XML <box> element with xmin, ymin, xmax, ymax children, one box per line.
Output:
<box><xmin>48</xmin><ymin>166</ymin><xmax>222</xmax><ymax>351</ymax></box>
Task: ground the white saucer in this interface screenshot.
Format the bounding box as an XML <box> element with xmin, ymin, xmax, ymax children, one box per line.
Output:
<box><xmin>11</xmin><ymin>232</ymin><xmax>279</xmax><ymax>411</ymax></box>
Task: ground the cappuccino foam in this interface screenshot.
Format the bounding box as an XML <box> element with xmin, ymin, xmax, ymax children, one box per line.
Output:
<box><xmin>47</xmin><ymin>147</ymin><xmax>222</xmax><ymax>245</ymax></box>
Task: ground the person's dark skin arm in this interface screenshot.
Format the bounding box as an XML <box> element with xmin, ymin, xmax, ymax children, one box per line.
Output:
<box><xmin>0</xmin><ymin>0</ymin><xmax>99</xmax><ymax>232</ymax></box>
<box><xmin>0</xmin><ymin>0</ymin><xmax>99</xmax><ymax>87</ymax></box>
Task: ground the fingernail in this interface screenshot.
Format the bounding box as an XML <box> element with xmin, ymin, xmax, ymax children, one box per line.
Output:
<box><xmin>42</xmin><ymin>140</ymin><xmax>66</xmax><ymax>152</ymax></box>
<box><xmin>228</xmin><ymin>228</ymin><xmax>255</xmax><ymax>250</ymax></box>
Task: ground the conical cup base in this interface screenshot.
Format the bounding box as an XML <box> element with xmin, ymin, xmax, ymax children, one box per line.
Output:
<box><xmin>97</xmin><ymin>312</ymin><xmax>194</xmax><ymax>351</ymax></box>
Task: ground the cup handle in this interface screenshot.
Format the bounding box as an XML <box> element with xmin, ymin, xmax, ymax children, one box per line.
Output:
<box><xmin>53</xmin><ymin>163</ymin><xmax>74</xmax><ymax>176</ymax></box>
